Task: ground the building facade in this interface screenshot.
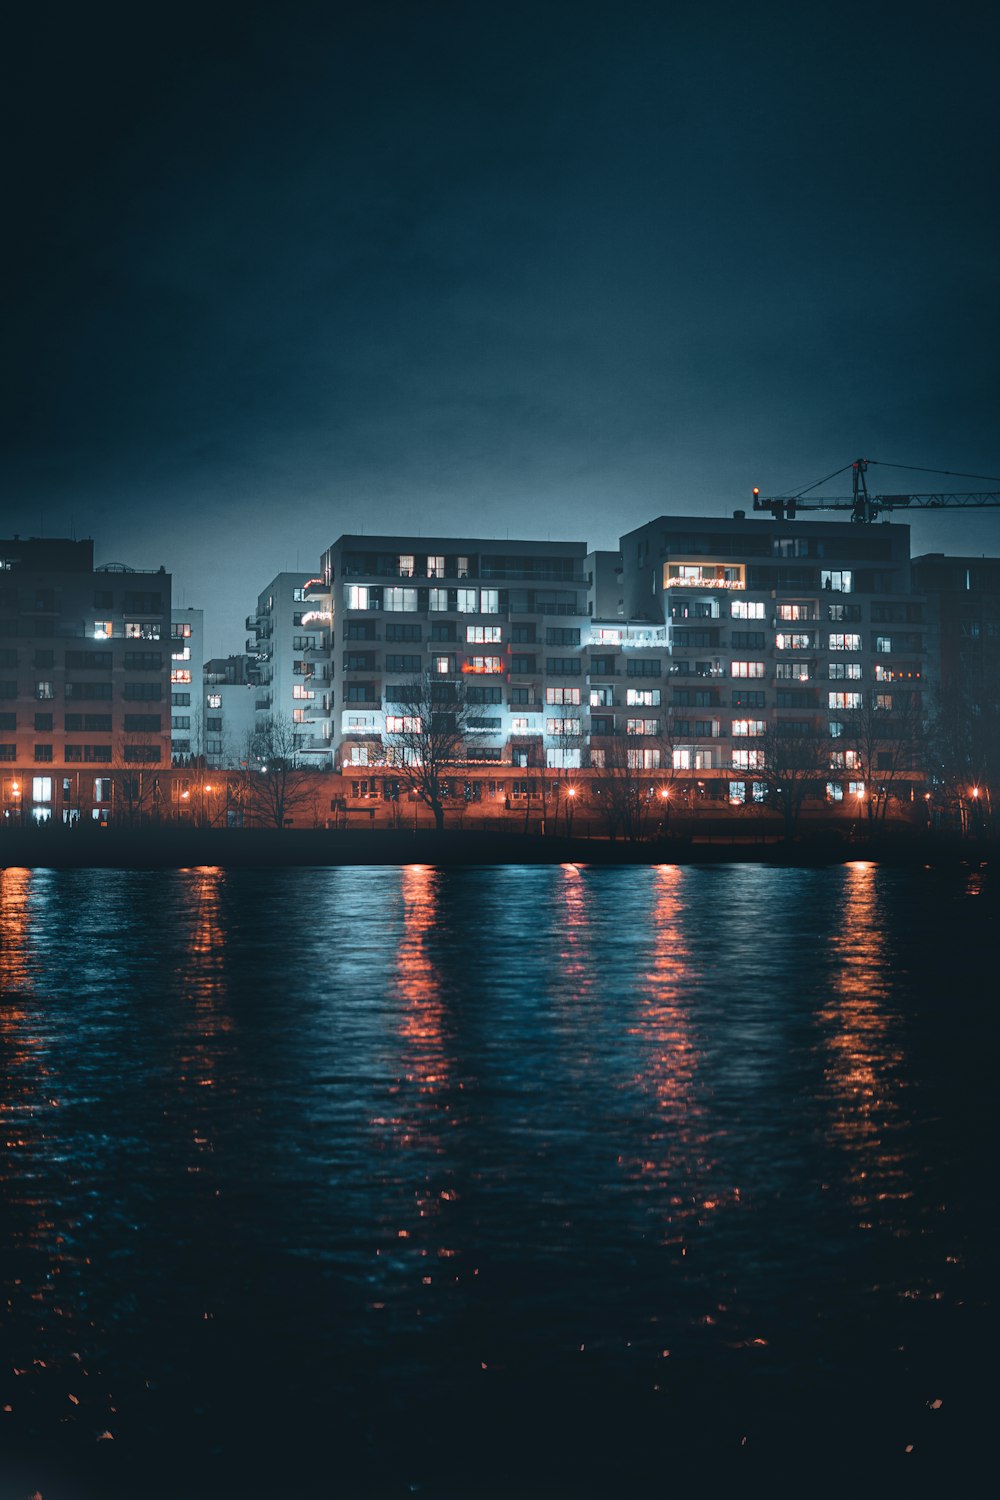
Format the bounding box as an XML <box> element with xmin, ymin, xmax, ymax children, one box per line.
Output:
<box><xmin>247</xmin><ymin>572</ymin><xmax>332</xmax><ymax>763</ymax></box>
<box><xmin>170</xmin><ymin>606</ymin><xmax>205</xmax><ymax>762</ymax></box>
<box><xmin>320</xmin><ymin>535</ymin><xmax>593</xmax><ymax>771</ymax></box>
<box><xmin>0</xmin><ymin>537</ymin><xmax>172</xmax><ymax>822</ymax></box>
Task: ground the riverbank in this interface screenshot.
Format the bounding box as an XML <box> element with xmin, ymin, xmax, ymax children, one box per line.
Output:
<box><xmin>0</xmin><ymin>825</ymin><xmax>993</xmax><ymax>868</ymax></box>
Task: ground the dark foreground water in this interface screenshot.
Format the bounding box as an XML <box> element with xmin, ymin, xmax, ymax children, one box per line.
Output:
<box><xmin>0</xmin><ymin>862</ymin><xmax>995</xmax><ymax>1498</ymax></box>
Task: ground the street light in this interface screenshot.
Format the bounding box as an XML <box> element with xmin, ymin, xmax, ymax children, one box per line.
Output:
<box><xmin>566</xmin><ymin>784</ymin><xmax>577</xmax><ymax>836</ymax></box>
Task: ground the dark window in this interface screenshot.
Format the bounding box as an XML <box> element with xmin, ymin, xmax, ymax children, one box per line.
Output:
<box><xmin>65</xmin><ymin>649</ymin><xmax>112</xmax><ymax>670</ymax></box>
<box><xmin>546</xmin><ymin>627</ymin><xmax>580</xmax><ymax>646</ymax></box>
<box><xmin>34</xmin><ymin>743</ymin><xmax>53</xmax><ymax>761</ymax></box>
<box><xmin>385</xmin><ymin>654</ymin><xmax>422</xmax><ymax>672</ymax></box>
<box><xmin>384</xmin><ymin>622</ymin><xmax>421</xmax><ymax>642</ymax></box>
<box><xmin>123</xmin><ymin>683</ymin><xmax>162</xmax><ymax>701</ymax></box>
<box><xmin>124</xmin><ymin>714</ymin><xmax>161</xmax><ymax>733</ymax></box>
<box><xmin>123</xmin><ymin>651</ymin><xmax>162</xmax><ymax>671</ymax></box>
<box><xmin>626</xmin><ymin>659</ymin><xmax>661</xmax><ymax>677</ymax></box>
<box><xmin>546</xmin><ymin>657</ymin><xmax>581</xmax><ymax>676</ymax></box>
<box><xmin>65</xmin><ymin>682</ymin><xmax>113</xmax><ymax>700</ymax></box>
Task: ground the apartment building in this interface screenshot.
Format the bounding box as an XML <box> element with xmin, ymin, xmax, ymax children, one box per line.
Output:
<box><xmin>619</xmin><ymin>513</ymin><xmax>925</xmax><ymax>800</ymax></box>
<box><xmin>0</xmin><ymin>536</ymin><xmax>172</xmax><ymax>821</ymax></box>
<box><xmin>319</xmin><ymin>535</ymin><xmax>591</xmax><ymax>769</ymax></box>
<box><xmin>203</xmin><ymin>655</ymin><xmax>257</xmax><ymax>767</ymax></box>
<box><xmin>170</xmin><ymin>606</ymin><xmax>205</xmax><ymax>762</ymax></box>
<box><xmin>246</xmin><ymin>572</ymin><xmax>333</xmax><ymax>763</ymax></box>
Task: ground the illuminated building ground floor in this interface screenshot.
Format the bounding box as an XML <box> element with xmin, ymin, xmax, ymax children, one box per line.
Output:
<box><xmin>0</xmin><ymin>764</ymin><xmax>932</xmax><ymax>833</ymax></box>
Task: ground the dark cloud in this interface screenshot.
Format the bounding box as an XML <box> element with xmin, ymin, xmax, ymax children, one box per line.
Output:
<box><xmin>3</xmin><ymin>0</ymin><xmax>998</xmax><ymax>651</ymax></box>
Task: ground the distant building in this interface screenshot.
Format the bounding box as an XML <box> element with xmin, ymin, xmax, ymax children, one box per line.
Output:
<box><xmin>203</xmin><ymin>656</ymin><xmax>257</xmax><ymax>767</ymax></box>
<box><xmin>0</xmin><ymin>536</ymin><xmax>171</xmax><ymax>821</ymax></box>
<box><xmin>170</xmin><ymin>606</ymin><xmax>204</xmax><ymax>762</ymax></box>
<box><xmin>247</xmin><ymin>572</ymin><xmax>332</xmax><ymax>763</ymax></box>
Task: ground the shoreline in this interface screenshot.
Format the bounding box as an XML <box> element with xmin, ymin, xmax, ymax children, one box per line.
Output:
<box><xmin>0</xmin><ymin>827</ymin><xmax>992</xmax><ymax>869</ymax></box>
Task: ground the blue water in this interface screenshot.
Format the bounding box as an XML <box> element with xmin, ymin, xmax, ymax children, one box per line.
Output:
<box><xmin>0</xmin><ymin>862</ymin><xmax>995</xmax><ymax>1496</ymax></box>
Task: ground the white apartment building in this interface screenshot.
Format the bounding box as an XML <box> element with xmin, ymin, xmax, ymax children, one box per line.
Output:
<box><xmin>170</xmin><ymin>606</ymin><xmax>204</xmax><ymax>762</ymax></box>
<box><xmin>247</xmin><ymin>572</ymin><xmax>332</xmax><ymax>762</ymax></box>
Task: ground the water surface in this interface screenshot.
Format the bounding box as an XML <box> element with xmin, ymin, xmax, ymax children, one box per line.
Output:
<box><xmin>0</xmin><ymin>863</ymin><xmax>994</xmax><ymax>1496</ymax></box>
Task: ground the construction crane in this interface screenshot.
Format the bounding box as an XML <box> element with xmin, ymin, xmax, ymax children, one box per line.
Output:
<box><xmin>752</xmin><ymin>458</ymin><xmax>1000</xmax><ymax>523</ymax></box>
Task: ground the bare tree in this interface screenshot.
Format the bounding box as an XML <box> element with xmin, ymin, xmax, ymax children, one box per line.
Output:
<box><xmin>928</xmin><ymin>678</ymin><xmax>999</xmax><ymax>836</ymax></box>
<box><xmin>246</xmin><ymin>713</ymin><xmax>318</xmax><ymax>828</ymax></box>
<box><xmin>114</xmin><ymin>729</ymin><xmax>166</xmax><ymax>825</ymax></box>
<box><xmin>589</xmin><ymin>727</ymin><xmax>670</xmax><ymax>842</ymax></box>
<box><xmin>757</xmin><ymin>720</ymin><xmax>829</xmax><ymax>841</ymax></box>
<box><xmin>840</xmin><ymin>690</ymin><xmax>925</xmax><ymax>832</ymax></box>
<box><xmin>382</xmin><ymin>674</ymin><xmax>488</xmax><ymax>831</ymax></box>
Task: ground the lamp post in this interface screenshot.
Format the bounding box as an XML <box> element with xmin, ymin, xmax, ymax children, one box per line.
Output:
<box><xmin>566</xmin><ymin>784</ymin><xmax>577</xmax><ymax>837</ymax></box>
<box><xmin>659</xmin><ymin>785</ymin><xmax>670</xmax><ymax>835</ymax></box>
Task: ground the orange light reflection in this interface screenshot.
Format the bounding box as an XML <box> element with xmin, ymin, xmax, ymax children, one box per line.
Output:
<box><xmin>820</xmin><ymin>861</ymin><xmax>908</xmax><ymax>1227</ymax></box>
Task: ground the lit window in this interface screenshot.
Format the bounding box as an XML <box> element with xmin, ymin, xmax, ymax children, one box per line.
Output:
<box><xmin>434</xmin><ymin>656</ymin><xmax>452</xmax><ymax>674</ymax></box>
<box><xmin>826</xmin><ymin>782</ymin><xmax>844</xmax><ymax>801</ymax></box>
<box><xmin>172</xmin><ymin>622</ymin><xmax>192</xmax><ymax>639</ymax></box>
<box><xmin>875</xmin><ymin>693</ymin><xmax>893</xmax><ymax>710</ymax></box>
<box><xmin>292</xmin><ymin>709</ymin><xmax>307</xmax><ymax>723</ymax></box>
<box><xmin>292</xmin><ymin>685</ymin><xmax>315</xmax><ymax>700</ymax></box>
<box><xmin>777</xmin><ymin>604</ymin><xmax>813</xmax><ymax>621</ymax></box>
<box><xmin>465</xmin><ymin>656</ymin><xmax>502</xmax><ymax>674</ymax></box>
<box><xmin>125</xmin><ymin>621</ymin><xmax>161</xmax><ymax>640</ymax></box>
<box><xmin>546</xmin><ymin>718</ymin><xmax>581</xmax><ymax>735</ymax></box>
<box><xmin>829</xmin><ymin>633</ymin><xmax>862</xmax><ymax>651</ymax></box>
<box><xmin>848</xmin><ymin>780</ymin><xmax>865</xmax><ymax>799</ymax></box>
<box><xmin>480</xmin><ymin>589</ymin><xmax>499</xmax><ymax>614</ymax></box>
<box><xmin>626</xmin><ymin>688</ymin><xmax>660</xmax><ymax>706</ymax></box>
<box><xmin>625</xmin><ymin>718</ymin><xmax>658</xmax><ymax>734</ymax></box>
<box><xmin>775</xmin><ymin>633</ymin><xmax>812</xmax><ymax>650</ymax></box>
<box><xmin>35</xmin><ymin>681</ymin><xmax>54</xmax><ymax>700</ymax></box>
<box><xmin>673</xmin><ymin>748</ymin><xmax>691</xmax><ymax>769</ymax></box>
<box><xmin>731</xmin><ymin>661</ymin><xmax>765</xmax><ymax>678</ymax></box>
<box><xmin>829</xmin><ymin>662</ymin><xmax>862</xmax><ymax>680</ymax></box>
<box><xmin>207</xmin><ymin>694</ymin><xmax>222</xmax><ymax>709</ymax></box>
<box><xmin>511</xmin><ymin>717</ymin><xmax>532</xmax><ymax>731</ymax></box>
<box><xmin>457</xmin><ymin>589</ymin><xmax>477</xmax><ymax>613</ymax></box>
<box><xmin>32</xmin><ymin>776</ymin><xmax>52</xmax><ymax>802</ymax></box>
<box><xmin>828</xmin><ymin>691</ymin><xmax>862</xmax><ymax>709</ymax></box>
<box><xmin>429</xmin><ymin>589</ymin><xmax>448</xmax><ymax>611</ymax></box>
<box><xmin>171</xmin><ymin>646</ymin><xmax>191</xmax><ymax>661</ymax></box>
<box><xmin>875</xmin><ymin>635</ymin><xmax>892</xmax><ymax>653</ymax></box>
<box><xmin>398</xmin><ymin>554</ymin><xmax>415</xmax><ymax>577</ymax></box>
<box><xmin>93</xmin><ymin>620</ymin><xmax>113</xmax><ymax>638</ymax></box>
<box><xmin>386</xmin><ymin>714</ymin><xmax>421</xmax><ymax>733</ymax></box>
<box><xmin>466</xmin><ymin>625</ymin><xmax>503</xmax><ymax>643</ymax></box>
<box><xmin>731</xmin><ymin>719</ymin><xmax>766</xmax><ymax>736</ymax></box>
<box><xmin>171</xmin><ymin>669</ymin><xmax>192</xmax><ymax>684</ymax></box>
<box><xmin>732</xmin><ymin>749</ymin><xmax>764</xmax><ymax>770</ymax></box>
<box><xmin>821</xmin><ymin>570</ymin><xmax>852</xmax><ymax>593</ymax></box>
<box><xmin>426</xmin><ymin>555</ymin><xmax>444</xmax><ymax>578</ymax></box>
<box><xmin>731</xmin><ymin>600</ymin><xmax>765</xmax><ymax>619</ymax></box>
<box><xmin>628</xmin><ymin>748</ymin><xmax>660</xmax><ymax>769</ymax></box>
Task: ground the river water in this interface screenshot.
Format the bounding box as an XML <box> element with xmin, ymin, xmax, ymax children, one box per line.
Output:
<box><xmin>0</xmin><ymin>862</ymin><xmax>994</xmax><ymax>1497</ymax></box>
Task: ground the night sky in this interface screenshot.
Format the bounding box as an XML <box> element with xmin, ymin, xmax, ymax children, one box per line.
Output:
<box><xmin>4</xmin><ymin>0</ymin><xmax>998</xmax><ymax>654</ymax></box>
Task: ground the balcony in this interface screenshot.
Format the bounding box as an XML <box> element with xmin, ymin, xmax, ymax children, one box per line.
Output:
<box><xmin>245</xmin><ymin>615</ymin><xmax>258</xmax><ymax>631</ymax></box>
